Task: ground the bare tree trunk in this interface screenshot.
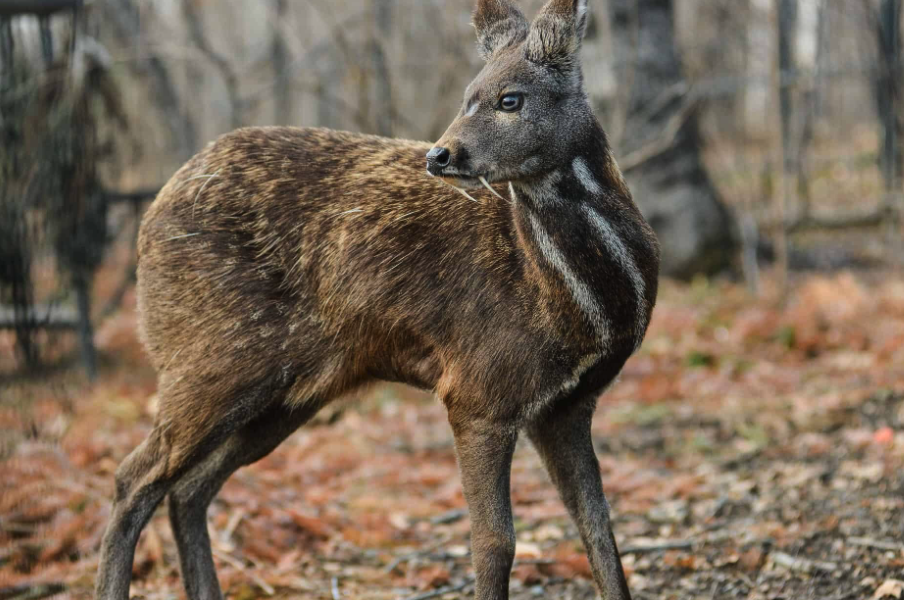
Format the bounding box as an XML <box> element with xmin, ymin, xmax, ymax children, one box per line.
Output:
<box><xmin>795</xmin><ymin>0</ymin><xmax>827</xmax><ymax>220</ymax></box>
<box><xmin>778</xmin><ymin>0</ymin><xmax>797</xmax><ymax>168</ymax></box>
<box><xmin>317</xmin><ymin>67</ymin><xmax>340</xmax><ymax>129</ymax></box>
<box><xmin>0</xmin><ymin>0</ymin><xmax>79</xmax><ymax>17</ymax></box>
<box><xmin>0</xmin><ymin>217</ymin><xmax>39</xmax><ymax>369</ymax></box>
<box><xmin>0</xmin><ymin>17</ymin><xmax>13</xmax><ymax>75</ymax></box>
<box><xmin>38</xmin><ymin>15</ymin><xmax>52</xmax><ymax>64</ymax></box>
<box><xmin>371</xmin><ymin>0</ymin><xmax>393</xmax><ymax>137</ymax></box>
<box><xmin>772</xmin><ymin>0</ymin><xmax>797</xmax><ymax>293</ymax></box>
<box><xmin>870</xmin><ymin>0</ymin><xmax>902</xmax><ymax>258</ymax></box>
<box><xmin>697</xmin><ymin>0</ymin><xmax>749</xmax><ymax>136</ymax></box>
<box><xmin>271</xmin><ymin>0</ymin><xmax>291</xmax><ymax>125</ymax></box>
<box><xmin>876</xmin><ymin>0</ymin><xmax>902</xmax><ymax>195</ymax></box>
<box><xmin>609</xmin><ymin>0</ymin><xmax>737</xmax><ymax>279</ymax></box>
<box><xmin>73</xmin><ymin>272</ymin><xmax>97</xmax><ymax>381</ymax></box>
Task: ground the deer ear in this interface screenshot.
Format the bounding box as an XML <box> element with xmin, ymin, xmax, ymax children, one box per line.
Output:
<box><xmin>473</xmin><ymin>0</ymin><xmax>529</xmax><ymax>61</ymax></box>
<box><xmin>526</xmin><ymin>0</ymin><xmax>589</xmax><ymax>68</ymax></box>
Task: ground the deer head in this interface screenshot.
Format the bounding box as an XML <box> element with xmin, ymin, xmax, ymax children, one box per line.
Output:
<box><xmin>427</xmin><ymin>0</ymin><xmax>593</xmax><ymax>191</ymax></box>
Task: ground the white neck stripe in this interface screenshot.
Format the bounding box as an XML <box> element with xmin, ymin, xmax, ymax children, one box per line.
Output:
<box><xmin>581</xmin><ymin>205</ymin><xmax>647</xmax><ymax>349</ymax></box>
<box><xmin>526</xmin><ymin>210</ymin><xmax>611</xmax><ymax>346</ymax></box>
<box><xmin>572</xmin><ymin>157</ymin><xmax>602</xmax><ymax>196</ymax></box>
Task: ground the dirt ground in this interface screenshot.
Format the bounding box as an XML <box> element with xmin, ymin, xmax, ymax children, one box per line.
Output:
<box><xmin>2</xmin><ymin>271</ymin><xmax>903</xmax><ymax>600</ymax></box>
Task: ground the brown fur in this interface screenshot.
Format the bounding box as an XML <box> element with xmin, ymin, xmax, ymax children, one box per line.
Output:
<box><xmin>95</xmin><ymin>1</ymin><xmax>659</xmax><ymax>599</ymax></box>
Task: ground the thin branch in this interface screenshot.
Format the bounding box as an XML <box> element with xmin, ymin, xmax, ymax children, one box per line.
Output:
<box><xmin>402</xmin><ymin>580</ymin><xmax>473</xmax><ymax>600</ymax></box>
<box><xmin>771</xmin><ymin>551</ymin><xmax>837</xmax><ymax>574</ymax></box>
<box><xmin>0</xmin><ymin>305</ymin><xmax>78</xmax><ymax>330</ymax></box>
<box><xmin>619</xmin><ymin>96</ymin><xmax>698</xmax><ymax>173</ymax></box>
<box><xmin>619</xmin><ymin>539</ymin><xmax>694</xmax><ymax>555</ymax></box>
<box><xmin>106</xmin><ymin>0</ymin><xmax>197</xmax><ymax>157</ymax></box>
<box><xmin>181</xmin><ymin>0</ymin><xmax>242</xmax><ymax>129</ymax></box>
<box><xmin>239</xmin><ymin>10</ymin><xmax>368</xmax><ymax>107</ymax></box>
<box><xmin>211</xmin><ymin>548</ymin><xmax>275</xmax><ymax>596</ymax></box>
<box><xmin>0</xmin><ymin>0</ymin><xmax>78</xmax><ymax>17</ymax></box>
<box><xmin>771</xmin><ymin>208</ymin><xmax>893</xmax><ymax>233</ymax></box>
<box><xmin>847</xmin><ymin>536</ymin><xmax>904</xmax><ymax>552</ymax></box>
<box><xmin>105</xmin><ymin>188</ymin><xmax>159</xmax><ymax>204</ymax></box>
<box><xmin>384</xmin><ymin>534</ymin><xmax>455</xmax><ymax>573</ymax></box>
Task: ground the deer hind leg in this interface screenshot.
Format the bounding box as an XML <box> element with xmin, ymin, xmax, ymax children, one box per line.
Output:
<box><xmin>168</xmin><ymin>401</ymin><xmax>320</xmax><ymax>600</ymax></box>
<box><xmin>526</xmin><ymin>397</ymin><xmax>632</xmax><ymax>600</ymax></box>
<box><xmin>94</xmin><ymin>379</ymin><xmax>279</xmax><ymax>600</ymax></box>
<box><xmin>94</xmin><ymin>426</ymin><xmax>177</xmax><ymax>600</ymax></box>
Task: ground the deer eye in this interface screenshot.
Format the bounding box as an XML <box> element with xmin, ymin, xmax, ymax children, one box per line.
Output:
<box><xmin>499</xmin><ymin>93</ymin><xmax>524</xmax><ymax>112</ymax></box>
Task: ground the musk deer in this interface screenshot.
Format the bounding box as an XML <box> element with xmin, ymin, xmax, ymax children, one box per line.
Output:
<box><xmin>95</xmin><ymin>0</ymin><xmax>660</xmax><ymax>598</ymax></box>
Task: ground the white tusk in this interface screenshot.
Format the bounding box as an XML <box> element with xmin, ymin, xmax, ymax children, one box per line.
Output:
<box><xmin>478</xmin><ymin>176</ymin><xmax>506</xmax><ymax>202</ymax></box>
<box><xmin>452</xmin><ymin>185</ymin><xmax>481</xmax><ymax>205</ymax></box>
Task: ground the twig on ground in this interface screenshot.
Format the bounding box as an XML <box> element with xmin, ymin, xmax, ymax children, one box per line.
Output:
<box><xmin>710</xmin><ymin>580</ymin><xmax>721</xmax><ymax>600</ymax></box>
<box><xmin>218</xmin><ymin>508</ymin><xmax>245</xmax><ymax>548</ymax></box>
<box><xmin>620</xmin><ymin>539</ymin><xmax>694</xmax><ymax>555</ymax></box>
<box><xmin>0</xmin><ymin>521</ymin><xmax>39</xmax><ymax>535</ymax></box>
<box><xmin>0</xmin><ymin>582</ymin><xmax>66</xmax><ymax>600</ymax></box>
<box><xmin>429</xmin><ymin>508</ymin><xmax>466</xmax><ymax>526</ymax></box>
<box><xmin>211</xmin><ymin>548</ymin><xmax>275</xmax><ymax>596</ymax></box>
<box><xmin>776</xmin><ymin>544</ymin><xmax>804</xmax><ymax>597</ymax></box>
<box><xmin>402</xmin><ymin>579</ymin><xmax>473</xmax><ymax>600</ymax></box>
<box><xmin>847</xmin><ymin>537</ymin><xmax>903</xmax><ymax>552</ymax></box>
<box><xmin>512</xmin><ymin>558</ymin><xmax>556</xmax><ymax>566</ymax></box>
<box><xmin>735</xmin><ymin>571</ymin><xmax>758</xmax><ymax>591</ymax></box>
<box><xmin>423</xmin><ymin>552</ymin><xmax>470</xmax><ymax>564</ymax></box>
<box><xmin>771</xmin><ymin>551</ymin><xmax>837</xmax><ymax>574</ymax></box>
<box><xmin>384</xmin><ymin>534</ymin><xmax>455</xmax><ymax>573</ymax></box>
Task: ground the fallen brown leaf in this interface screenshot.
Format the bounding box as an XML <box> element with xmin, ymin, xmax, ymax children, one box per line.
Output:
<box><xmin>288</xmin><ymin>510</ymin><xmax>334</xmax><ymax>539</ymax></box>
<box><xmin>512</xmin><ymin>563</ymin><xmax>544</xmax><ymax>585</ymax></box>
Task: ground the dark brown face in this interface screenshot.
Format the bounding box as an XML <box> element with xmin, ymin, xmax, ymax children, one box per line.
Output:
<box><xmin>427</xmin><ymin>0</ymin><xmax>592</xmax><ymax>190</ymax></box>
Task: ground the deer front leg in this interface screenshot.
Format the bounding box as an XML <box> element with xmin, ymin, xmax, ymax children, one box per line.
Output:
<box><xmin>526</xmin><ymin>398</ymin><xmax>632</xmax><ymax>600</ymax></box>
<box><xmin>450</xmin><ymin>417</ymin><xmax>518</xmax><ymax>600</ymax></box>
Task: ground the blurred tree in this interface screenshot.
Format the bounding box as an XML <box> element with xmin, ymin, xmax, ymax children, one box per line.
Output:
<box><xmin>609</xmin><ymin>0</ymin><xmax>738</xmax><ymax>279</ymax></box>
<box><xmin>873</xmin><ymin>0</ymin><xmax>902</xmax><ymax>197</ymax></box>
<box><xmin>794</xmin><ymin>0</ymin><xmax>827</xmax><ymax>221</ymax></box>
<box><xmin>182</xmin><ymin>0</ymin><xmax>242</xmax><ymax>130</ymax></box>
<box><xmin>271</xmin><ymin>0</ymin><xmax>291</xmax><ymax>125</ymax></box>
<box><xmin>778</xmin><ymin>0</ymin><xmax>797</xmax><ymax>176</ymax></box>
<box><xmin>105</xmin><ymin>0</ymin><xmax>196</xmax><ymax>160</ymax></box>
<box><xmin>773</xmin><ymin>0</ymin><xmax>800</xmax><ymax>291</ymax></box>
<box><xmin>371</xmin><ymin>0</ymin><xmax>393</xmax><ymax>137</ymax></box>
<box><xmin>684</xmin><ymin>0</ymin><xmax>750</xmax><ymax>136</ymax></box>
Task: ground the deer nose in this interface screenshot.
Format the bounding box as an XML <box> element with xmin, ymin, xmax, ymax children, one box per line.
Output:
<box><xmin>426</xmin><ymin>147</ymin><xmax>451</xmax><ymax>170</ymax></box>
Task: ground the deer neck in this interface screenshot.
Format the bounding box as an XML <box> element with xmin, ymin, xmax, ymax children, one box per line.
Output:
<box><xmin>509</xmin><ymin>134</ymin><xmax>652</xmax><ymax>355</ymax></box>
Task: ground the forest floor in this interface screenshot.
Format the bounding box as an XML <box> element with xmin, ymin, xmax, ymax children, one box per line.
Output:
<box><xmin>2</xmin><ymin>271</ymin><xmax>903</xmax><ymax>600</ymax></box>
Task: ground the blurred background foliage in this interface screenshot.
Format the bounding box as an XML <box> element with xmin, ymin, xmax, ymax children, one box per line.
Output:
<box><xmin>0</xmin><ymin>0</ymin><xmax>902</xmax><ymax>377</ymax></box>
